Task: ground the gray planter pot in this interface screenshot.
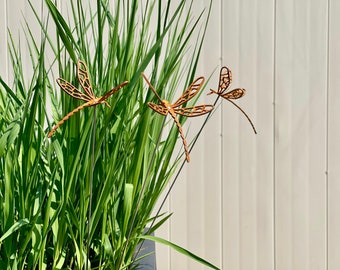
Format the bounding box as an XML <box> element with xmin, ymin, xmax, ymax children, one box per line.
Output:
<box><xmin>134</xmin><ymin>237</ymin><xmax>156</xmax><ymax>270</ymax></box>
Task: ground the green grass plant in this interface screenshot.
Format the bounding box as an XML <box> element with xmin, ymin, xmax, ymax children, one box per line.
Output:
<box><xmin>0</xmin><ymin>0</ymin><xmax>220</xmax><ymax>269</ymax></box>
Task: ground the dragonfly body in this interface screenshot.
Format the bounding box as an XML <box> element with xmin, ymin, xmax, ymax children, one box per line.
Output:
<box><xmin>167</xmin><ymin>109</ymin><xmax>189</xmax><ymax>162</ymax></box>
<box><xmin>162</xmin><ymin>100</ymin><xmax>172</xmax><ymax>111</ymax></box>
<box><xmin>149</xmin><ymin>100</ymin><xmax>190</xmax><ymax>161</ymax></box>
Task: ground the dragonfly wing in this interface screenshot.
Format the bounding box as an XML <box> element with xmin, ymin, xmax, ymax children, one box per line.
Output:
<box><xmin>222</xmin><ymin>88</ymin><xmax>246</xmax><ymax>100</ymax></box>
<box><xmin>56</xmin><ymin>78</ymin><xmax>92</xmax><ymax>102</ymax></box>
<box><xmin>98</xmin><ymin>81</ymin><xmax>129</xmax><ymax>103</ymax></box>
<box><xmin>173</xmin><ymin>76</ymin><xmax>205</xmax><ymax>107</ymax></box>
<box><xmin>174</xmin><ymin>104</ymin><xmax>214</xmax><ymax>117</ymax></box>
<box><xmin>77</xmin><ymin>60</ymin><xmax>95</xmax><ymax>99</ymax></box>
<box><xmin>148</xmin><ymin>102</ymin><xmax>168</xmax><ymax>116</ymax></box>
<box><xmin>218</xmin><ymin>66</ymin><xmax>233</xmax><ymax>94</ymax></box>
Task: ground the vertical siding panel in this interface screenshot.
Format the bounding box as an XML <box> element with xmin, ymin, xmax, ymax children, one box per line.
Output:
<box><xmin>253</xmin><ymin>2</ymin><xmax>275</xmax><ymax>270</ymax></box>
<box><xmin>275</xmin><ymin>1</ymin><xmax>294</xmax><ymax>268</ymax></box>
<box><xmin>169</xmin><ymin>1</ymin><xmax>207</xmax><ymax>269</ymax></box>
<box><xmin>201</xmin><ymin>0</ymin><xmax>224</xmax><ymax>269</ymax></box>
<box><xmin>221</xmin><ymin>1</ymin><xmax>242</xmax><ymax>268</ymax></box>
<box><xmin>170</xmin><ymin>174</ymin><xmax>189</xmax><ymax>269</ymax></box>
<box><xmin>25</xmin><ymin>0</ymin><xmax>42</xmax><ymax>79</ymax></box>
<box><xmin>187</xmin><ymin>0</ymin><xmax>222</xmax><ymax>270</ymax></box>
<box><xmin>169</xmin><ymin>0</ymin><xmax>225</xmax><ymax>267</ymax></box>
<box><xmin>328</xmin><ymin>0</ymin><xmax>340</xmax><ymax>269</ymax></box>
<box><xmin>7</xmin><ymin>1</ymin><xmax>39</xmax><ymax>82</ymax></box>
<box><xmin>6</xmin><ymin>0</ymin><xmax>25</xmax><ymax>85</ymax></box>
<box><xmin>306</xmin><ymin>1</ymin><xmax>328</xmax><ymax>269</ymax></box>
<box><xmin>275</xmin><ymin>0</ymin><xmax>327</xmax><ymax>270</ymax></box>
<box><xmin>221</xmin><ymin>0</ymin><xmax>274</xmax><ymax>269</ymax></box>
<box><xmin>0</xmin><ymin>0</ymin><xmax>8</xmax><ymax>79</ymax></box>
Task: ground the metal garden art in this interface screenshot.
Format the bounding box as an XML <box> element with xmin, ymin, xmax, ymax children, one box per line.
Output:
<box><xmin>144</xmin><ymin>66</ymin><xmax>257</xmax><ymax>242</ymax></box>
<box><xmin>48</xmin><ymin>60</ymin><xmax>129</xmax><ymax>137</ymax></box>
<box><xmin>48</xmin><ymin>62</ymin><xmax>257</xmax><ymax>160</ymax></box>
<box><xmin>208</xmin><ymin>66</ymin><xmax>257</xmax><ymax>134</ymax></box>
<box><xmin>142</xmin><ymin>72</ymin><xmax>214</xmax><ymax>162</ymax></box>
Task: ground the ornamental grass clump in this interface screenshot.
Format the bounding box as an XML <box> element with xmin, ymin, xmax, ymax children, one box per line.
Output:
<box><xmin>0</xmin><ymin>0</ymin><xmax>258</xmax><ymax>268</ymax></box>
<box><xmin>0</xmin><ymin>0</ymin><xmax>224</xmax><ymax>269</ymax></box>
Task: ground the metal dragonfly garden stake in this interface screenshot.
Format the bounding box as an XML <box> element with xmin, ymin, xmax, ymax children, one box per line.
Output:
<box><xmin>208</xmin><ymin>66</ymin><xmax>257</xmax><ymax>134</ymax></box>
<box><xmin>142</xmin><ymin>73</ymin><xmax>214</xmax><ymax>162</ymax></box>
<box><xmin>48</xmin><ymin>60</ymin><xmax>128</xmax><ymax>137</ymax></box>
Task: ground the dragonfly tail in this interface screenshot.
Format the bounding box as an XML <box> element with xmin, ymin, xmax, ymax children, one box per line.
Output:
<box><xmin>48</xmin><ymin>102</ymin><xmax>93</xmax><ymax>137</ymax></box>
<box><xmin>169</xmin><ymin>111</ymin><xmax>190</xmax><ymax>162</ymax></box>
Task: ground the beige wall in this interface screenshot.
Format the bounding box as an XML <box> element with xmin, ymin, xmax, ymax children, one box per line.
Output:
<box><xmin>158</xmin><ymin>0</ymin><xmax>338</xmax><ymax>269</ymax></box>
